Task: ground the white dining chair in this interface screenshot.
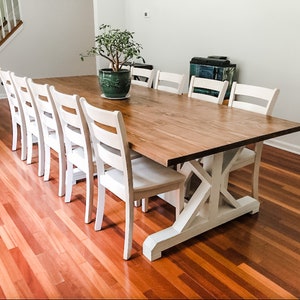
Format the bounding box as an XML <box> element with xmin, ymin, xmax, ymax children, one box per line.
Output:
<box><xmin>228</xmin><ymin>82</ymin><xmax>279</xmax><ymax>115</ymax></box>
<box><xmin>154</xmin><ymin>71</ymin><xmax>186</xmax><ymax>95</ymax></box>
<box><xmin>183</xmin><ymin>76</ymin><xmax>229</xmax><ymax>197</ymax></box>
<box><xmin>11</xmin><ymin>73</ymin><xmax>45</xmax><ymax>177</ymax></box>
<box><xmin>224</xmin><ymin>82</ymin><xmax>280</xmax><ymax>199</ymax></box>
<box><xmin>29</xmin><ymin>79</ymin><xmax>66</xmax><ymax>197</ymax></box>
<box><xmin>51</xmin><ymin>87</ymin><xmax>96</xmax><ymax>224</ymax></box>
<box><xmin>131</xmin><ymin>67</ymin><xmax>155</xmax><ymax>88</ymax></box>
<box><xmin>0</xmin><ymin>69</ymin><xmax>27</xmax><ymax>161</ymax></box>
<box><xmin>81</xmin><ymin>99</ymin><xmax>186</xmax><ymax>260</ymax></box>
<box><xmin>188</xmin><ymin>76</ymin><xmax>229</xmax><ymax>104</ymax></box>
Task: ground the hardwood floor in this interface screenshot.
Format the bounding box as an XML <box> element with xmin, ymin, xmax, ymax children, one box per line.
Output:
<box><xmin>0</xmin><ymin>98</ymin><xmax>300</xmax><ymax>299</ymax></box>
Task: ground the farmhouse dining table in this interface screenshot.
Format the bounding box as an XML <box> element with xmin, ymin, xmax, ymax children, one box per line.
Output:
<box><xmin>35</xmin><ymin>75</ymin><xmax>300</xmax><ymax>261</ymax></box>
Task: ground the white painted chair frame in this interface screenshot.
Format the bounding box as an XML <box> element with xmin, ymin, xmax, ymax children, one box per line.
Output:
<box><xmin>0</xmin><ymin>69</ymin><xmax>27</xmax><ymax>160</ymax></box>
<box><xmin>51</xmin><ymin>87</ymin><xmax>95</xmax><ymax>224</ymax></box>
<box><xmin>11</xmin><ymin>74</ymin><xmax>45</xmax><ymax>177</ymax></box>
<box><xmin>131</xmin><ymin>67</ymin><xmax>155</xmax><ymax>88</ymax></box>
<box><xmin>226</xmin><ymin>82</ymin><xmax>280</xmax><ymax>199</ymax></box>
<box><xmin>81</xmin><ymin>99</ymin><xmax>185</xmax><ymax>260</ymax></box>
<box><xmin>228</xmin><ymin>82</ymin><xmax>279</xmax><ymax>115</ymax></box>
<box><xmin>154</xmin><ymin>71</ymin><xmax>186</xmax><ymax>95</ymax></box>
<box><xmin>29</xmin><ymin>80</ymin><xmax>66</xmax><ymax>197</ymax></box>
<box><xmin>188</xmin><ymin>76</ymin><xmax>229</xmax><ymax>104</ymax></box>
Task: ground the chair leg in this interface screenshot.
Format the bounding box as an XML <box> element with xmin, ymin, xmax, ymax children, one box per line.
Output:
<box><xmin>142</xmin><ymin>198</ymin><xmax>149</xmax><ymax>212</ymax></box>
<box><xmin>251</xmin><ymin>142</ymin><xmax>263</xmax><ymax>200</ymax></box>
<box><xmin>123</xmin><ymin>200</ymin><xmax>134</xmax><ymax>260</ymax></box>
<box><xmin>11</xmin><ymin>120</ymin><xmax>18</xmax><ymax>151</ymax></box>
<box><xmin>94</xmin><ymin>182</ymin><xmax>106</xmax><ymax>231</ymax></box>
<box><xmin>57</xmin><ymin>150</ymin><xmax>66</xmax><ymax>197</ymax></box>
<box><xmin>20</xmin><ymin>123</ymin><xmax>27</xmax><ymax>161</ymax></box>
<box><xmin>134</xmin><ymin>200</ymin><xmax>141</xmax><ymax>207</ymax></box>
<box><xmin>64</xmin><ymin>160</ymin><xmax>73</xmax><ymax>203</ymax></box>
<box><xmin>37</xmin><ymin>134</ymin><xmax>45</xmax><ymax>177</ymax></box>
<box><xmin>84</xmin><ymin>169</ymin><xmax>94</xmax><ymax>224</ymax></box>
<box><xmin>44</xmin><ymin>145</ymin><xmax>51</xmax><ymax>181</ymax></box>
<box><xmin>26</xmin><ymin>133</ymin><xmax>33</xmax><ymax>165</ymax></box>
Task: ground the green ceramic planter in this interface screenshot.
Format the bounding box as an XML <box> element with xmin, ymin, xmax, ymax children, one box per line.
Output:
<box><xmin>99</xmin><ymin>68</ymin><xmax>131</xmax><ymax>99</ymax></box>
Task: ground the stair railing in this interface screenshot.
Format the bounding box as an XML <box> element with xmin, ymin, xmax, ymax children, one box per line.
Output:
<box><xmin>0</xmin><ymin>0</ymin><xmax>22</xmax><ymax>46</ymax></box>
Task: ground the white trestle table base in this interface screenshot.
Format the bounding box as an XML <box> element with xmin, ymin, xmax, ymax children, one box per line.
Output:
<box><xmin>143</xmin><ymin>148</ymin><xmax>260</xmax><ymax>261</ymax></box>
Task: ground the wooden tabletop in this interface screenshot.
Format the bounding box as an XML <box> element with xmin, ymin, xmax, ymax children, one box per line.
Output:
<box><xmin>35</xmin><ymin>75</ymin><xmax>300</xmax><ymax>167</ymax></box>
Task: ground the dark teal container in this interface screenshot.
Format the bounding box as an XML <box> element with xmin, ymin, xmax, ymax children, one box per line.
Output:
<box><xmin>99</xmin><ymin>68</ymin><xmax>131</xmax><ymax>99</ymax></box>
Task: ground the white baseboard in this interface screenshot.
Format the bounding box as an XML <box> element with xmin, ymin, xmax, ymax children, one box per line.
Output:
<box><xmin>265</xmin><ymin>139</ymin><xmax>300</xmax><ymax>155</ymax></box>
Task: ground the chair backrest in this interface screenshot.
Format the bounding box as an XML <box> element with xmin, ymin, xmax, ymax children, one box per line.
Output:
<box><xmin>28</xmin><ymin>79</ymin><xmax>64</xmax><ymax>150</ymax></box>
<box><xmin>0</xmin><ymin>69</ymin><xmax>25</xmax><ymax>124</ymax></box>
<box><xmin>188</xmin><ymin>76</ymin><xmax>229</xmax><ymax>104</ymax></box>
<box><xmin>154</xmin><ymin>71</ymin><xmax>186</xmax><ymax>94</ymax></box>
<box><xmin>81</xmin><ymin>99</ymin><xmax>133</xmax><ymax>199</ymax></box>
<box><xmin>228</xmin><ymin>82</ymin><xmax>280</xmax><ymax>115</ymax></box>
<box><xmin>131</xmin><ymin>67</ymin><xmax>155</xmax><ymax>88</ymax></box>
<box><xmin>11</xmin><ymin>73</ymin><xmax>42</xmax><ymax>134</ymax></box>
<box><xmin>50</xmin><ymin>87</ymin><xmax>93</xmax><ymax>171</ymax></box>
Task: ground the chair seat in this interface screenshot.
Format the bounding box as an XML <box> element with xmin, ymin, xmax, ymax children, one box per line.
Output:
<box><xmin>101</xmin><ymin>156</ymin><xmax>185</xmax><ymax>200</ymax></box>
<box><xmin>68</xmin><ymin>146</ymin><xmax>94</xmax><ymax>173</ymax></box>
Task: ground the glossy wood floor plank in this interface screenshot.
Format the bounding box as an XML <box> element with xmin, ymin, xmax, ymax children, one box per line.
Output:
<box><xmin>0</xmin><ymin>99</ymin><xmax>300</xmax><ymax>299</ymax></box>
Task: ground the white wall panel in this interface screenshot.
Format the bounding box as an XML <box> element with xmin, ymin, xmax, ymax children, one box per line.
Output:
<box><xmin>124</xmin><ymin>0</ymin><xmax>300</xmax><ymax>152</ymax></box>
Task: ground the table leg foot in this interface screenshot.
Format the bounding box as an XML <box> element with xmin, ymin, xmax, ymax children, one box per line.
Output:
<box><xmin>249</xmin><ymin>206</ymin><xmax>260</xmax><ymax>214</ymax></box>
<box><xmin>143</xmin><ymin>227</ymin><xmax>180</xmax><ymax>261</ymax></box>
<box><xmin>143</xmin><ymin>196</ymin><xmax>260</xmax><ymax>261</ymax></box>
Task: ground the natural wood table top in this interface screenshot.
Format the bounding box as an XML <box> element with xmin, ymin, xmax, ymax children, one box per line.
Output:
<box><xmin>35</xmin><ymin>75</ymin><xmax>300</xmax><ymax>167</ymax></box>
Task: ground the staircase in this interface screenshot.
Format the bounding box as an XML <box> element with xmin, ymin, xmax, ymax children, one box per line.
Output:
<box><xmin>0</xmin><ymin>0</ymin><xmax>22</xmax><ymax>47</ymax></box>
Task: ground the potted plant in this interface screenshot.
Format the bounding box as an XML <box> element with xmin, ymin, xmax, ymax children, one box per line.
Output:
<box><xmin>80</xmin><ymin>24</ymin><xmax>143</xmax><ymax>99</ymax></box>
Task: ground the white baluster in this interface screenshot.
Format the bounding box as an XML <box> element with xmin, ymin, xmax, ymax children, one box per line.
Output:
<box><xmin>0</xmin><ymin>7</ymin><xmax>5</xmax><ymax>38</ymax></box>
<box><xmin>0</xmin><ymin>0</ymin><xmax>22</xmax><ymax>43</ymax></box>
<box><xmin>3</xmin><ymin>0</ymin><xmax>11</xmax><ymax>32</ymax></box>
<box><xmin>10</xmin><ymin>0</ymin><xmax>17</xmax><ymax>26</ymax></box>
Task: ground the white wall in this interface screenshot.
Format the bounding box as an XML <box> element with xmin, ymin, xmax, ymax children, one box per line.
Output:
<box><xmin>93</xmin><ymin>0</ymin><xmax>126</xmax><ymax>71</ymax></box>
<box><xmin>1</xmin><ymin>0</ymin><xmax>300</xmax><ymax>152</ymax></box>
<box><xmin>0</xmin><ymin>0</ymin><xmax>96</xmax><ymax>84</ymax></box>
<box><xmin>124</xmin><ymin>0</ymin><xmax>300</xmax><ymax>153</ymax></box>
